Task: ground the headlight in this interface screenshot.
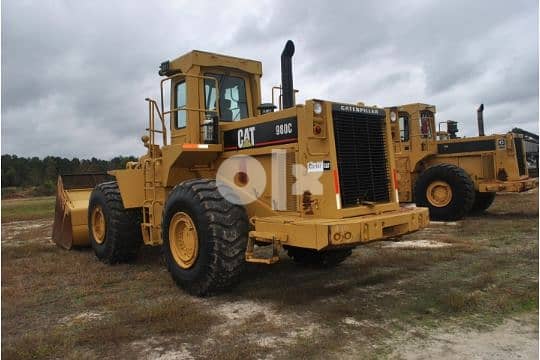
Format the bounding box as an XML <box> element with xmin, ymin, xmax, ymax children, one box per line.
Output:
<box><xmin>313</xmin><ymin>102</ymin><xmax>323</xmax><ymax>115</ymax></box>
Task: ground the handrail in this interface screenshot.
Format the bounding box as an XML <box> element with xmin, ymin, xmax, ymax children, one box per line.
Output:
<box><xmin>164</xmin><ymin>106</ymin><xmax>218</xmax><ymax>116</ymax></box>
<box><xmin>272</xmin><ymin>86</ymin><xmax>283</xmax><ymax>111</ymax></box>
<box><xmin>145</xmin><ymin>98</ymin><xmax>167</xmax><ymax>147</ymax></box>
<box><xmin>144</xmin><ymin>73</ymin><xmax>223</xmax><ymax>149</ymax></box>
<box><xmin>271</xmin><ymin>85</ymin><xmax>299</xmax><ymax>111</ymax></box>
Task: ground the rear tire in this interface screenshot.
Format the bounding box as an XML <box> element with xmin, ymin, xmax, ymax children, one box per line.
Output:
<box><xmin>88</xmin><ymin>181</ymin><xmax>142</xmax><ymax>263</ymax></box>
<box><xmin>470</xmin><ymin>191</ymin><xmax>496</xmax><ymax>214</ymax></box>
<box><xmin>162</xmin><ymin>179</ymin><xmax>248</xmax><ymax>296</ymax></box>
<box><xmin>414</xmin><ymin>164</ymin><xmax>475</xmax><ymax>221</ymax></box>
<box><xmin>286</xmin><ymin>247</ymin><xmax>353</xmax><ymax>267</ymax></box>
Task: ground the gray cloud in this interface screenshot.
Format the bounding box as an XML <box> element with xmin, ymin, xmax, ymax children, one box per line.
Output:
<box><xmin>2</xmin><ymin>0</ymin><xmax>538</xmax><ymax>158</ymax></box>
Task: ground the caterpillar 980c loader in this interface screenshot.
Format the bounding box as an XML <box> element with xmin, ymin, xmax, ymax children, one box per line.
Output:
<box><xmin>53</xmin><ymin>41</ymin><xmax>429</xmax><ymax>296</ymax></box>
<box><xmin>386</xmin><ymin>103</ymin><xmax>538</xmax><ymax>221</ymax></box>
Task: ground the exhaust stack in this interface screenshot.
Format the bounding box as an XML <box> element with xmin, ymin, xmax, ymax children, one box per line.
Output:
<box><xmin>477</xmin><ymin>104</ymin><xmax>485</xmax><ymax>136</ymax></box>
<box><xmin>281</xmin><ymin>40</ymin><xmax>295</xmax><ymax>109</ymax></box>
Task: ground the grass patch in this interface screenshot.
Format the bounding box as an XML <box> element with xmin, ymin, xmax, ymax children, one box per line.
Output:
<box><xmin>2</xmin><ymin>297</ymin><xmax>219</xmax><ymax>360</ymax></box>
<box><xmin>1</xmin><ymin>196</ymin><xmax>55</xmax><ymax>222</ymax></box>
<box><xmin>2</xmin><ymin>241</ymin><xmax>219</xmax><ymax>359</ymax></box>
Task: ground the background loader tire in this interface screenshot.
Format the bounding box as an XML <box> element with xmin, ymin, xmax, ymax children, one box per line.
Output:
<box><xmin>470</xmin><ymin>191</ymin><xmax>496</xmax><ymax>214</ymax></box>
<box><xmin>286</xmin><ymin>246</ymin><xmax>353</xmax><ymax>267</ymax></box>
<box><xmin>88</xmin><ymin>181</ymin><xmax>142</xmax><ymax>263</ymax></box>
<box><xmin>414</xmin><ymin>164</ymin><xmax>475</xmax><ymax>221</ymax></box>
<box><xmin>162</xmin><ymin>179</ymin><xmax>248</xmax><ymax>296</ymax></box>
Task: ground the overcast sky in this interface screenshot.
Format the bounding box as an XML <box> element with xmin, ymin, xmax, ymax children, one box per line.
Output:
<box><xmin>2</xmin><ymin>0</ymin><xmax>538</xmax><ymax>159</ymax></box>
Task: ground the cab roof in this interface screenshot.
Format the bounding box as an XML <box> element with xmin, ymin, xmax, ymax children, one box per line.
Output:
<box><xmin>167</xmin><ymin>50</ymin><xmax>263</xmax><ymax>76</ymax></box>
<box><xmin>386</xmin><ymin>103</ymin><xmax>437</xmax><ymax>112</ymax></box>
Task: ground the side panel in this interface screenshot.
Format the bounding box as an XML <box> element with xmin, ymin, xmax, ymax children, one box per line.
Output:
<box><xmin>395</xmin><ymin>156</ymin><xmax>412</xmax><ymax>202</ymax></box>
<box><xmin>109</xmin><ymin>169</ymin><xmax>145</xmax><ymax>208</ymax></box>
<box><xmin>437</xmin><ymin>139</ymin><xmax>496</xmax><ymax>154</ymax></box>
<box><xmin>222</xmin><ymin>117</ymin><xmax>298</xmax><ymax>151</ymax></box>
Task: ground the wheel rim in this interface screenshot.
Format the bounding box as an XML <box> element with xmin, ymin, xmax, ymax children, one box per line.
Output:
<box><xmin>169</xmin><ymin>212</ymin><xmax>199</xmax><ymax>269</ymax></box>
<box><xmin>426</xmin><ymin>181</ymin><xmax>453</xmax><ymax>207</ymax></box>
<box><xmin>91</xmin><ymin>206</ymin><xmax>106</xmax><ymax>244</ymax></box>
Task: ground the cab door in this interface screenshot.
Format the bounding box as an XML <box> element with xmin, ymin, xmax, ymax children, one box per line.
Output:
<box><xmin>397</xmin><ymin>112</ymin><xmax>411</xmax><ymax>153</ymax></box>
<box><xmin>170</xmin><ymin>78</ymin><xmax>188</xmax><ymax>145</ymax></box>
<box><xmin>419</xmin><ymin>110</ymin><xmax>436</xmax><ymax>153</ymax></box>
<box><xmin>395</xmin><ymin>112</ymin><xmax>413</xmax><ymax>201</ymax></box>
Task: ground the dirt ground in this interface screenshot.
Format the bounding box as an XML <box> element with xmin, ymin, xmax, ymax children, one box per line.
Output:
<box><xmin>392</xmin><ymin>315</ymin><xmax>537</xmax><ymax>360</ymax></box>
<box><xmin>1</xmin><ymin>191</ymin><xmax>538</xmax><ymax>359</ymax></box>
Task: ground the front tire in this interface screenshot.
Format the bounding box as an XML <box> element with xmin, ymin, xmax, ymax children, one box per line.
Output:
<box><xmin>88</xmin><ymin>181</ymin><xmax>142</xmax><ymax>263</ymax></box>
<box><xmin>162</xmin><ymin>179</ymin><xmax>248</xmax><ymax>296</ymax></box>
<box><xmin>414</xmin><ymin>164</ymin><xmax>475</xmax><ymax>221</ymax></box>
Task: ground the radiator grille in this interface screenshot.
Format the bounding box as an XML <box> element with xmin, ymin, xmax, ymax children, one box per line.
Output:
<box><xmin>514</xmin><ymin>137</ymin><xmax>526</xmax><ymax>176</ymax></box>
<box><xmin>332</xmin><ymin>110</ymin><xmax>390</xmax><ymax>207</ymax></box>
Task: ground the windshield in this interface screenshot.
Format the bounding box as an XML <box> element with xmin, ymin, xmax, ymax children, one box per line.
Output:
<box><xmin>204</xmin><ymin>73</ymin><xmax>248</xmax><ymax>121</ymax></box>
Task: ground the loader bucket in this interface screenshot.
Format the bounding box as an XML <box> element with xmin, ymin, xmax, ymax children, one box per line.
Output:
<box><xmin>52</xmin><ymin>173</ymin><xmax>113</xmax><ymax>249</ymax></box>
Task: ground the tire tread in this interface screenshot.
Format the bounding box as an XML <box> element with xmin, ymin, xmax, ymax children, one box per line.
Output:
<box><xmin>414</xmin><ymin>164</ymin><xmax>475</xmax><ymax>221</ymax></box>
<box><xmin>89</xmin><ymin>181</ymin><xmax>142</xmax><ymax>263</ymax></box>
<box><xmin>162</xmin><ymin>179</ymin><xmax>247</xmax><ymax>296</ymax></box>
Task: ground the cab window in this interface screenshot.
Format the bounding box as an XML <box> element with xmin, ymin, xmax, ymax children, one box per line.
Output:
<box><xmin>175</xmin><ymin>81</ymin><xmax>187</xmax><ymax>128</ymax></box>
<box><xmin>399</xmin><ymin>113</ymin><xmax>409</xmax><ymax>142</ymax></box>
<box><xmin>204</xmin><ymin>73</ymin><xmax>248</xmax><ymax>121</ymax></box>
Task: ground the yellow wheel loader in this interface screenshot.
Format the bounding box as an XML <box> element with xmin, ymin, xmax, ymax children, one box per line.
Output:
<box><xmin>385</xmin><ymin>103</ymin><xmax>538</xmax><ymax>221</ymax></box>
<box><xmin>53</xmin><ymin>41</ymin><xmax>429</xmax><ymax>296</ymax></box>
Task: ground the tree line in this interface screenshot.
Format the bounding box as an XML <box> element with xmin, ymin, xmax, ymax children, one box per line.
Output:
<box><xmin>1</xmin><ymin>154</ymin><xmax>137</xmax><ymax>192</ymax></box>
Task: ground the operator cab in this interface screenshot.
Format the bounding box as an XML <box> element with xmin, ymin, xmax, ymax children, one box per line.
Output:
<box><xmin>388</xmin><ymin>103</ymin><xmax>437</xmax><ymax>154</ymax></box>
<box><xmin>157</xmin><ymin>50</ymin><xmax>263</xmax><ymax>146</ymax></box>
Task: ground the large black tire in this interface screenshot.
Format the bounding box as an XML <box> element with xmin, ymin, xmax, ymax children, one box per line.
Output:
<box><xmin>88</xmin><ymin>181</ymin><xmax>142</xmax><ymax>264</ymax></box>
<box><xmin>285</xmin><ymin>246</ymin><xmax>353</xmax><ymax>267</ymax></box>
<box><xmin>162</xmin><ymin>179</ymin><xmax>248</xmax><ymax>296</ymax></box>
<box><xmin>470</xmin><ymin>191</ymin><xmax>496</xmax><ymax>214</ymax></box>
<box><xmin>414</xmin><ymin>164</ymin><xmax>475</xmax><ymax>221</ymax></box>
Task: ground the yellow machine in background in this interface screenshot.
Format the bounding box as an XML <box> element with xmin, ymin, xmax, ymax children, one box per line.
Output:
<box><xmin>386</xmin><ymin>103</ymin><xmax>538</xmax><ymax>220</ymax></box>
<box><xmin>53</xmin><ymin>41</ymin><xmax>429</xmax><ymax>296</ymax></box>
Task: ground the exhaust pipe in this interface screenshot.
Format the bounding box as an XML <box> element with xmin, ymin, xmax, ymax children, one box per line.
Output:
<box><xmin>477</xmin><ymin>103</ymin><xmax>485</xmax><ymax>136</ymax></box>
<box><xmin>281</xmin><ymin>40</ymin><xmax>295</xmax><ymax>109</ymax></box>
